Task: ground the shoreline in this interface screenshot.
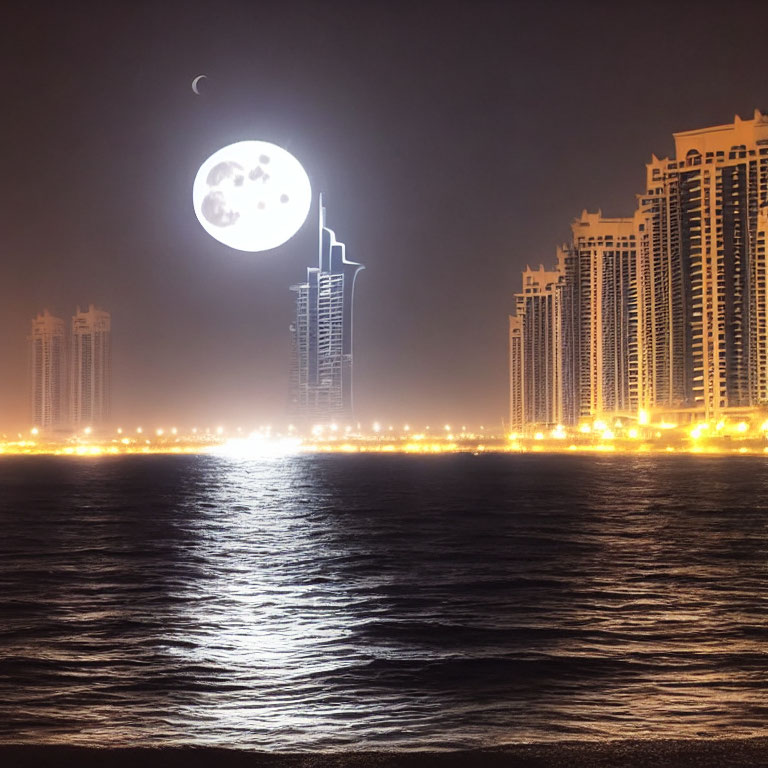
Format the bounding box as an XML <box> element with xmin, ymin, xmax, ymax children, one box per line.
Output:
<box><xmin>3</xmin><ymin>441</ymin><xmax>768</xmax><ymax>457</ymax></box>
<box><xmin>3</xmin><ymin>739</ymin><xmax>768</xmax><ymax>767</ymax></box>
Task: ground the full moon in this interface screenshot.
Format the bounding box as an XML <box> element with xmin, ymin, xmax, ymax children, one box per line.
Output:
<box><xmin>192</xmin><ymin>140</ymin><xmax>312</xmax><ymax>252</ymax></box>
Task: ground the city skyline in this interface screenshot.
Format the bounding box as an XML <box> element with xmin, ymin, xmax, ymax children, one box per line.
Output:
<box><xmin>4</xmin><ymin>5</ymin><xmax>768</xmax><ymax>765</ymax></box>
<box><xmin>2</xmin><ymin>1</ymin><xmax>767</xmax><ymax>431</ymax></box>
<box><xmin>510</xmin><ymin>111</ymin><xmax>768</xmax><ymax>429</ymax></box>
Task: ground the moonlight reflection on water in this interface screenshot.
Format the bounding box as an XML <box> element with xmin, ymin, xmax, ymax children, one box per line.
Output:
<box><xmin>0</xmin><ymin>454</ymin><xmax>767</xmax><ymax>749</ymax></box>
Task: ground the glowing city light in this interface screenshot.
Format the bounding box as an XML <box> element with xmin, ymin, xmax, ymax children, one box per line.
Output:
<box><xmin>6</xmin><ymin>411</ymin><xmax>768</xmax><ymax>459</ymax></box>
<box><xmin>209</xmin><ymin>433</ymin><xmax>302</xmax><ymax>459</ymax></box>
<box><xmin>192</xmin><ymin>140</ymin><xmax>312</xmax><ymax>252</ymax></box>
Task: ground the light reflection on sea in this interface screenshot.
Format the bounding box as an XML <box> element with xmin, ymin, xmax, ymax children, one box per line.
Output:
<box><xmin>0</xmin><ymin>454</ymin><xmax>767</xmax><ymax>749</ymax></box>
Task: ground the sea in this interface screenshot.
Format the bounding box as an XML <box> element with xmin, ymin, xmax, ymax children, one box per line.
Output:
<box><xmin>0</xmin><ymin>453</ymin><xmax>767</xmax><ymax>750</ymax></box>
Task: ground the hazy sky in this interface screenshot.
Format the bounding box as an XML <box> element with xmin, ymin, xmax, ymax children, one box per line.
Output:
<box><xmin>2</xmin><ymin>0</ymin><xmax>767</xmax><ymax>430</ymax></box>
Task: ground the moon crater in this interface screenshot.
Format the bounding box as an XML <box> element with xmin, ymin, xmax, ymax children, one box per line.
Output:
<box><xmin>193</xmin><ymin>141</ymin><xmax>311</xmax><ymax>252</ymax></box>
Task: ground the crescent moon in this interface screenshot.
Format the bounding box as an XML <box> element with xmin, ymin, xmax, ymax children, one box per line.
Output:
<box><xmin>192</xmin><ymin>75</ymin><xmax>207</xmax><ymax>95</ymax></box>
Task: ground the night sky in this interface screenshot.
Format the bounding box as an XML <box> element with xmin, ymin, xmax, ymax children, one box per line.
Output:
<box><xmin>3</xmin><ymin>0</ymin><xmax>767</xmax><ymax>431</ymax></box>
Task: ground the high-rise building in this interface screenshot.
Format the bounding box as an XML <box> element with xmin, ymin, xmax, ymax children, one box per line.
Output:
<box><xmin>509</xmin><ymin>264</ymin><xmax>563</xmax><ymax>429</ymax></box>
<box><xmin>637</xmin><ymin>110</ymin><xmax>768</xmax><ymax>417</ymax></box>
<box><xmin>509</xmin><ymin>111</ymin><xmax>768</xmax><ymax>428</ymax></box>
<box><xmin>29</xmin><ymin>310</ymin><xmax>67</xmax><ymax>431</ymax></box>
<box><xmin>564</xmin><ymin>211</ymin><xmax>640</xmax><ymax>420</ymax></box>
<box><xmin>290</xmin><ymin>196</ymin><xmax>364</xmax><ymax>424</ymax></box>
<box><xmin>70</xmin><ymin>305</ymin><xmax>111</xmax><ymax>427</ymax></box>
<box><xmin>508</xmin><ymin>316</ymin><xmax>523</xmax><ymax>430</ymax></box>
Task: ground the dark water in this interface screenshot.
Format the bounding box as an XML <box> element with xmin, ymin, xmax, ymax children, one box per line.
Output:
<box><xmin>1</xmin><ymin>454</ymin><xmax>767</xmax><ymax>749</ymax></box>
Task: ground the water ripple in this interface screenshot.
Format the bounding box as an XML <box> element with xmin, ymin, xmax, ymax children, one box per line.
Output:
<box><xmin>0</xmin><ymin>454</ymin><xmax>767</xmax><ymax>748</ymax></box>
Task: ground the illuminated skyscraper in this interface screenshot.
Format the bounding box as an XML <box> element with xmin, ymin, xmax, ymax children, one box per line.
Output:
<box><xmin>565</xmin><ymin>211</ymin><xmax>640</xmax><ymax>420</ymax></box>
<box><xmin>70</xmin><ymin>305</ymin><xmax>111</xmax><ymax>427</ymax></box>
<box><xmin>509</xmin><ymin>264</ymin><xmax>563</xmax><ymax>429</ymax></box>
<box><xmin>290</xmin><ymin>196</ymin><xmax>364</xmax><ymax>424</ymax></box>
<box><xmin>29</xmin><ymin>310</ymin><xmax>67</xmax><ymax>431</ymax></box>
<box><xmin>508</xmin><ymin>316</ymin><xmax>523</xmax><ymax>430</ymax></box>
<box><xmin>637</xmin><ymin>110</ymin><xmax>768</xmax><ymax>416</ymax></box>
<box><xmin>510</xmin><ymin>110</ymin><xmax>768</xmax><ymax>429</ymax></box>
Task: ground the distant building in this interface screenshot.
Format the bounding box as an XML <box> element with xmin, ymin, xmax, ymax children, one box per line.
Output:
<box><xmin>29</xmin><ymin>310</ymin><xmax>67</xmax><ymax>431</ymax></box>
<box><xmin>290</xmin><ymin>196</ymin><xmax>364</xmax><ymax>424</ymax></box>
<box><xmin>70</xmin><ymin>305</ymin><xmax>111</xmax><ymax>427</ymax></box>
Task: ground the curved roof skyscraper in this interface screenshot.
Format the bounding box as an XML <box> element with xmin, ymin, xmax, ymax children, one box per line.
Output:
<box><xmin>290</xmin><ymin>195</ymin><xmax>364</xmax><ymax>425</ymax></box>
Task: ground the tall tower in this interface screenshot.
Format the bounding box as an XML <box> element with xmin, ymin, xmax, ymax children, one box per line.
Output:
<box><xmin>564</xmin><ymin>211</ymin><xmax>639</xmax><ymax>420</ymax></box>
<box><xmin>290</xmin><ymin>196</ymin><xmax>364</xmax><ymax>425</ymax></box>
<box><xmin>508</xmin><ymin>315</ymin><xmax>523</xmax><ymax>431</ymax></box>
<box><xmin>29</xmin><ymin>310</ymin><xmax>67</xmax><ymax>431</ymax></box>
<box><xmin>70</xmin><ymin>305</ymin><xmax>111</xmax><ymax>428</ymax></box>
<box><xmin>638</xmin><ymin>110</ymin><xmax>768</xmax><ymax>417</ymax></box>
<box><xmin>509</xmin><ymin>263</ymin><xmax>564</xmax><ymax>429</ymax></box>
<box><xmin>509</xmin><ymin>110</ymin><xmax>768</xmax><ymax>428</ymax></box>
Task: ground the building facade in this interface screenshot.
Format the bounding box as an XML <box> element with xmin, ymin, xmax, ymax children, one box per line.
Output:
<box><xmin>508</xmin><ymin>264</ymin><xmax>563</xmax><ymax>429</ymax></box>
<box><xmin>565</xmin><ymin>211</ymin><xmax>640</xmax><ymax>421</ymax></box>
<box><xmin>637</xmin><ymin>111</ymin><xmax>768</xmax><ymax>417</ymax></box>
<box><xmin>290</xmin><ymin>196</ymin><xmax>364</xmax><ymax>424</ymax></box>
<box><xmin>510</xmin><ymin>110</ymin><xmax>768</xmax><ymax>429</ymax></box>
<box><xmin>29</xmin><ymin>310</ymin><xmax>67</xmax><ymax>431</ymax></box>
<box><xmin>508</xmin><ymin>315</ymin><xmax>523</xmax><ymax>430</ymax></box>
<box><xmin>70</xmin><ymin>305</ymin><xmax>111</xmax><ymax>427</ymax></box>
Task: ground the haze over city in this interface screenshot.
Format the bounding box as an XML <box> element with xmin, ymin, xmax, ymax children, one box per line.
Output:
<box><xmin>3</xmin><ymin>0</ymin><xmax>767</xmax><ymax>432</ymax></box>
<box><xmin>6</xmin><ymin>3</ymin><xmax>768</xmax><ymax>766</ymax></box>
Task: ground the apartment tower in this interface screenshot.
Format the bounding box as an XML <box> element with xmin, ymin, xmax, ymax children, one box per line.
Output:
<box><xmin>564</xmin><ymin>211</ymin><xmax>640</xmax><ymax>421</ymax></box>
<box><xmin>29</xmin><ymin>310</ymin><xmax>67</xmax><ymax>431</ymax></box>
<box><xmin>508</xmin><ymin>263</ymin><xmax>563</xmax><ymax>429</ymax></box>
<box><xmin>509</xmin><ymin>111</ymin><xmax>768</xmax><ymax>428</ymax></box>
<box><xmin>637</xmin><ymin>110</ymin><xmax>768</xmax><ymax>417</ymax></box>
<box><xmin>70</xmin><ymin>305</ymin><xmax>111</xmax><ymax>427</ymax></box>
